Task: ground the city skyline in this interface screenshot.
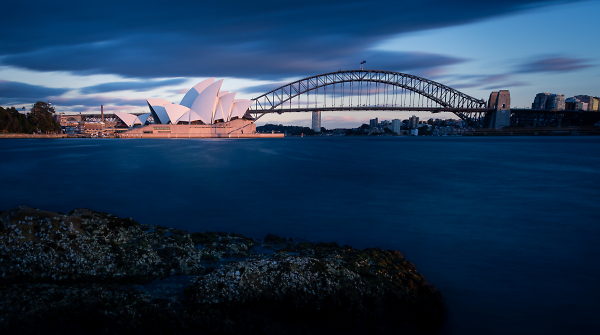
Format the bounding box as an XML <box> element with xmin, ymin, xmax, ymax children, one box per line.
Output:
<box><xmin>1</xmin><ymin>0</ymin><xmax>599</xmax><ymax>128</ymax></box>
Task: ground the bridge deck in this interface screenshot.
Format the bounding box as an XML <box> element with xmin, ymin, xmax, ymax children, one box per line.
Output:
<box><xmin>249</xmin><ymin>107</ymin><xmax>493</xmax><ymax>113</ymax></box>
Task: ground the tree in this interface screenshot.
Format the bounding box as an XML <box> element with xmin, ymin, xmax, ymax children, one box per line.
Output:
<box><xmin>418</xmin><ymin>125</ymin><xmax>431</xmax><ymax>136</ymax></box>
<box><xmin>256</xmin><ymin>123</ymin><xmax>316</xmax><ymax>136</ymax></box>
<box><xmin>28</xmin><ymin>101</ymin><xmax>60</xmax><ymax>133</ymax></box>
<box><xmin>0</xmin><ymin>106</ymin><xmax>35</xmax><ymax>133</ymax></box>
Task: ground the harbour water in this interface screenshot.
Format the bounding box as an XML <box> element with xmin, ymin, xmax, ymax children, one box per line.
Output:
<box><xmin>1</xmin><ymin>136</ymin><xmax>599</xmax><ymax>334</ymax></box>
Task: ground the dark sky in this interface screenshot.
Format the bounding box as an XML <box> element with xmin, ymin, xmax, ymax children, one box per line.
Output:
<box><xmin>0</xmin><ymin>0</ymin><xmax>597</xmax><ymax>121</ymax></box>
<box><xmin>1</xmin><ymin>0</ymin><xmax>583</xmax><ymax>79</ymax></box>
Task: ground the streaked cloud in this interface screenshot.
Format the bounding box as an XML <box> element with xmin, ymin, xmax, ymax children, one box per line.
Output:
<box><xmin>48</xmin><ymin>96</ymin><xmax>147</xmax><ymax>108</ymax></box>
<box><xmin>516</xmin><ymin>56</ymin><xmax>593</xmax><ymax>74</ymax></box>
<box><xmin>0</xmin><ymin>1</ymin><xmax>582</xmax><ymax>80</ymax></box>
<box><xmin>0</xmin><ymin>81</ymin><xmax>69</xmax><ymax>106</ymax></box>
<box><xmin>79</xmin><ymin>78</ymin><xmax>187</xmax><ymax>94</ymax></box>
<box><xmin>444</xmin><ymin>74</ymin><xmax>529</xmax><ymax>91</ymax></box>
<box><xmin>482</xmin><ymin>82</ymin><xmax>530</xmax><ymax>91</ymax></box>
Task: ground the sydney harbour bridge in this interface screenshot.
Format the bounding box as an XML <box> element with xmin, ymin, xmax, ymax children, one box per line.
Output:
<box><xmin>248</xmin><ymin>70</ymin><xmax>600</xmax><ymax>128</ymax></box>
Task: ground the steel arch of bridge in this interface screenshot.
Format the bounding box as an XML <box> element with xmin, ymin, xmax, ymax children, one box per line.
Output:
<box><xmin>249</xmin><ymin>70</ymin><xmax>490</xmax><ymax>125</ymax></box>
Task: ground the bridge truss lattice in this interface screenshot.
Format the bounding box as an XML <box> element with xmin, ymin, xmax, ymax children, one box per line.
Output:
<box><xmin>249</xmin><ymin>70</ymin><xmax>491</xmax><ymax>126</ymax></box>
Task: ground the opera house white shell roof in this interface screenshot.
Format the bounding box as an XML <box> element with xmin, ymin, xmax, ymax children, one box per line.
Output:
<box><xmin>114</xmin><ymin>111</ymin><xmax>151</xmax><ymax>127</ymax></box>
<box><xmin>145</xmin><ymin>78</ymin><xmax>254</xmax><ymax>125</ymax></box>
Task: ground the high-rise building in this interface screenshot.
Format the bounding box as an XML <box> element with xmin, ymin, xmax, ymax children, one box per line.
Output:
<box><xmin>391</xmin><ymin>119</ymin><xmax>402</xmax><ymax>134</ymax></box>
<box><xmin>532</xmin><ymin>93</ymin><xmax>565</xmax><ymax>110</ymax></box>
<box><xmin>566</xmin><ymin>97</ymin><xmax>589</xmax><ymax>111</ymax></box>
<box><xmin>409</xmin><ymin>115</ymin><xmax>419</xmax><ymax>129</ymax></box>
<box><xmin>312</xmin><ymin>111</ymin><xmax>321</xmax><ymax>132</ymax></box>
<box><xmin>369</xmin><ymin>118</ymin><xmax>379</xmax><ymax>128</ymax></box>
<box><xmin>548</xmin><ymin>94</ymin><xmax>565</xmax><ymax>111</ymax></box>
<box><xmin>532</xmin><ymin>93</ymin><xmax>549</xmax><ymax>109</ymax></box>
<box><xmin>573</xmin><ymin>95</ymin><xmax>600</xmax><ymax>111</ymax></box>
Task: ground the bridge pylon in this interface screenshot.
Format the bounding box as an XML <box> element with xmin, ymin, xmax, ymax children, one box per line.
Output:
<box><xmin>312</xmin><ymin>111</ymin><xmax>322</xmax><ymax>132</ymax></box>
<box><xmin>485</xmin><ymin>90</ymin><xmax>511</xmax><ymax>129</ymax></box>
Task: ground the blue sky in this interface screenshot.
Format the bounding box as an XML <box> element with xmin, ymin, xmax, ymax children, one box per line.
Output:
<box><xmin>1</xmin><ymin>0</ymin><xmax>598</xmax><ymax>128</ymax></box>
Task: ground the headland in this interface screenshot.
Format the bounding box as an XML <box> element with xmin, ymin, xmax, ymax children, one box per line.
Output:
<box><xmin>0</xmin><ymin>206</ymin><xmax>444</xmax><ymax>334</ymax></box>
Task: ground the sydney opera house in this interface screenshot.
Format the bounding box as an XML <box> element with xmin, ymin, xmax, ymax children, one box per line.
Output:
<box><xmin>117</xmin><ymin>78</ymin><xmax>281</xmax><ymax>138</ymax></box>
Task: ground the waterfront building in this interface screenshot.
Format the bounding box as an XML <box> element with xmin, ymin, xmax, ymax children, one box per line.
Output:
<box><xmin>370</xmin><ymin>127</ymin><xmax>384</xmax><ymax>135</ymax></box>
<box><xmin>53</xmin><ymin>113</ymin><xmax>68</xmax><ymax>126</ymax></box>
<box><xmin>114</xmin><ymin>111</ymin><xmax>151</xmax><ymax>127</ymax></box>
<box><xmin>532</xmin><ymin>93</ymin><xmax>549</xmax><ymax>109</ymax></box>
<box><xmin>116</xmin><ymin>79</ymin><xmax>282</xmax><ymax>138</ymax></box>
<box><xmin>548</xmin><ymin>94</ymin><xmax>566</xmax><ymax>111</ymax></box>
<box><xmin>118</xmin><ymin>118</ymin><xmax>282</xmax><ymax>138</ymax></box>
<box><xmin>391</xmin><ymin>119</ymin><xmax>402</xmax><ymax>134</ymax></box>
<box><xmin>312</xmin><ymin>111</ymin><xmax>322</xmax><ymax>132</ymax></box>
<box><xmin>532</xmin><ymin>93</ymin><xmax>565</xmax><ymax>110</ymax></box>
<box><xmin>409</xmin><ymin>115</ymin><xmax>419</xmax><ymax>129</ymax></box>
<box><xmin>80</xmin><ymin>122</ymin><xmax>104</xmax><ymax>136</ymax></box>
<box><xmin>565</xmin><ymin>97</ymin><xmax>588</xmax><ymax>111</ymax></box>
<box><xmin>573</xmin><ymin>95</ymin><xmax>599</xmax><ymax>111</ymax></box>
<box><xmin>145</xmin><ymin>78</ymin><xmax>254</xmax><ymax>125</ymax></box>
<box><xmin>369</xmin><ymin>118</ymin><xmax>379</xmax><ymax>128</ymax></box>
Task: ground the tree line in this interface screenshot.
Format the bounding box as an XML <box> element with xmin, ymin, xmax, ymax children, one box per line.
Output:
<box><xmin>256</xmin><ymin>124</ymin><xmax>319</xmax><ymax>136</ymax></box>
<box><xmin>0</xmin><ymin>102</ymin><xmax>61</xmax><ymax>134</ymax></box>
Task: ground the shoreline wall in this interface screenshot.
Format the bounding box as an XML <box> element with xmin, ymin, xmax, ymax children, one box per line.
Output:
<box><xmin>118</xmin><ymin>119</ymin><xmax>284</xmax><ymax>138</ymax></box>
<box><xmin>0</xmin><ymin>134</ymin><xmax>67</xmax><ymax>139</ymax></box>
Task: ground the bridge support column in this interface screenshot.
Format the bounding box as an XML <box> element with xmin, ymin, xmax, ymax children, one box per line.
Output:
<box><xmin>486</xmin><ymin>90</ymin><xmax>511</xmax><ymax>129</ymax></box>
<box><xmin>312</xmin><ymin>111</ymin><xmax>322</xmax><ymax>132</ymax></box>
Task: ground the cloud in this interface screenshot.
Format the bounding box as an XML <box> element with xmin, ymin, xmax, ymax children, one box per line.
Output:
<box><xmin>0</xmin><ymin>80</ymin><xmax>68</xmax><ymax>99</ymax></box>
<box><xmin>48</xmin><ymin>96</ymin><xmax>147</xmax><ymax>108</ymax></box>
<box><xmin>79</xmin><ymin>78</ymin><xmax>187</xmax><ymax>94</ymax></box>
<box><xmin>3</xmin><ymin>40</ymin><xmax>465</xmax><ymax>81</ymax></box>
<box><xmin>482</xmin><ymin>81</ymin><xmax>530</xmax><ymax>90</ymax></box>
<box><xmin>443</xmin><ymin>74</ymin><xmax>528</xmax><ymax>90</ymax></box>
<box><xmin>234</xmin><ymin>51</ymin><xmax>463</xmax><ymax>95</ymax></box>
<box><xmin>516</xmin><ymin>56</ymin><xmax>593</xmax><ymax>73</ymax></box>
<box><xmin>168</xmin><ymin>88</ymin><xmax>191</xmax><ymax>95</ymax></box>
<box><xmin>0</xmin><ymin>1</ymin><xmax>582</xmax><ymax>80</ymax></box>
<box><xmin>0</xmin><ymin>81</ymin><xmax>155</xmax><ymax>112</ymax></box>
<box><xmin>238</xmin><ymin>82</ymin><xmax>291</xmax><ymax>95</ymax></box>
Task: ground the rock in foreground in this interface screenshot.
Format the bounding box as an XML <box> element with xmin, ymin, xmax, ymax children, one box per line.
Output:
<box><xmin>0</xmin><ymin>207</ymin><xmax>444</xmax><ymax>334</ymax></box>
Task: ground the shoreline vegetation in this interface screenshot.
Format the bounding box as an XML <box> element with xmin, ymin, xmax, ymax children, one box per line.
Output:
<box><xmin>0</xmin><ymin>207</ymin><xmax>445</xmax><ymax>334</ymax></box>
<box><xmin>0</xmin><ymin>103</ymin><xmax>61</xmax><ymax>135</ymax></box>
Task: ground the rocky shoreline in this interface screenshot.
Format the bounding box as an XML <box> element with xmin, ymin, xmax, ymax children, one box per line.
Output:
<box><xmin>0</xmin><ymin>206</ymin><xmax>445</xmax><ymax>334</ymax></box>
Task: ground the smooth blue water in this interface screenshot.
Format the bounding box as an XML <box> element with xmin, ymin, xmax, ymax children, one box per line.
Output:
<box><xmin>1</xmin><ymin>137</ymin><xmax>599</xmax><ymax>334</ymax></box>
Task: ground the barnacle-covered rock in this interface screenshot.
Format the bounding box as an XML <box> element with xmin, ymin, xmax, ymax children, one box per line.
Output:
<box><xmin>0</xmin><ymin>206</ymin><xmax>206</xmax><ymax>281</ymax></box>
<box><xmin>0</xmin><ymin>207</ymin><xmax>445</xmax><ymax>334</ymax></box>
<box><xmin>185</xmin><ymin>252</ymin><xmax>445</xmax><ymax>334</ymax></box>
<box><xmin>0</xmin><ymin>282</ymin><xmax>185</xmax><ymax>335</ymax></box>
